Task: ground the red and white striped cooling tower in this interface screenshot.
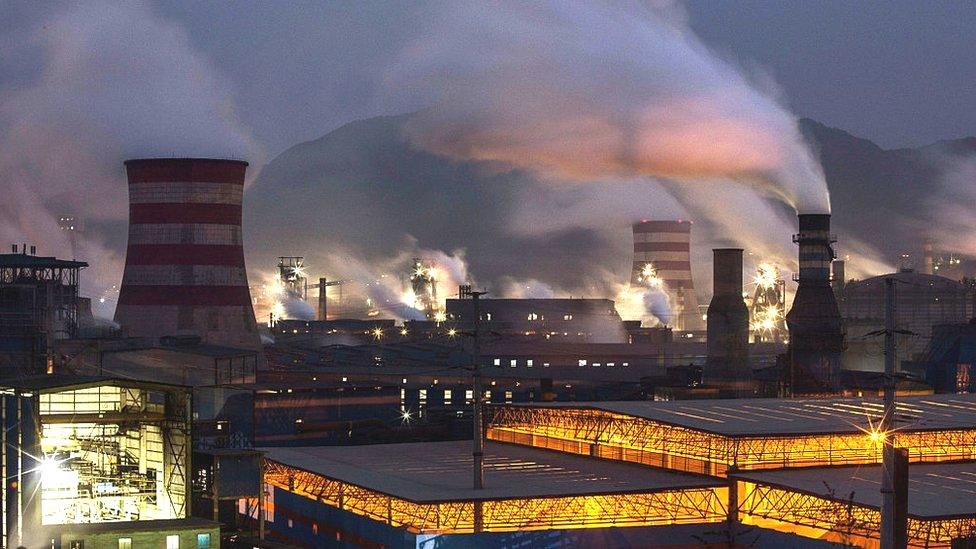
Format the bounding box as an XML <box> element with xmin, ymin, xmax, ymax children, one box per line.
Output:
<box><xmin>632</xmin><ymin>220</ymin><xmax>705</xmax><ymax>331</ymax></box>
<box><xmin>114</xmin><ymin>158</ymin><xmax>261</xmax><ymax>351</ymax></box>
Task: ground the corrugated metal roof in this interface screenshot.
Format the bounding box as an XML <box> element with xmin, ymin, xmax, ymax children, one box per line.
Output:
<box><xmin>509</xmin><ymin>393</ymin><xmax>976</xmax><ymax>436</ymax></box>
<box><xmin>260</xmin><ymin>440</ymin><xmax>720</xmax><ymax>502</ymax></box>
<box><xmin>734</xmin><ymin>462</ymin><xmax>976</xmax><ymax>519</ymax></box>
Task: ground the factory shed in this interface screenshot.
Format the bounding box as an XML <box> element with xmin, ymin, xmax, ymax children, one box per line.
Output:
<box><xmin>733</xmin><ymin>462</ymin><xmax>976</xmax><ymax>547</ymax></box>
<box><xmin>487</xmin><ymin>394</ymin><xmax>976</xmax><ymax>476</ymax></box>
<box><xmin>259</xmin><ymin>440</ymin><xmax>727</xmax><ymax>546</ymax></box>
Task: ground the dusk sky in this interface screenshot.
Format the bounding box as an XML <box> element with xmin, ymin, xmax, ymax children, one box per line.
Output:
<box><xmin>1</xmin><ymin>1</ymin><xmax>974</xmax><ymax>316</ymax></box>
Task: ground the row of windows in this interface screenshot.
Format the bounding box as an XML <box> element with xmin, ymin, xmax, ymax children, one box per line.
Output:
<box><xmin>411</xmin><ymin>388</ymin><xmax>514</xmax><ymax>403</ymax></box>
<box><xmin>492</xmin><ymin>358</ymin><xmax>630</xmax><ymax>368</ymax></box>
<box><xmin>79</xmin><ymin>533</ymin><xmax>210</xmax><ymax>549</ymax></box>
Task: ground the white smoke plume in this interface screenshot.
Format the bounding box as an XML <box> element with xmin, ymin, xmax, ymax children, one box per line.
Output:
<box><xmin>0</xmin><ymin>1</ymin><xmax>261</xmax><ymax>318</ymax></box>
<box><xmin>394</xmin><ymin>1</ymin><xmax>830</xmax><ymax>213</ymax></box>
<box><xmin>304</xmin><ymin>240</ymin><xmax>473</xmax><ymax>322</ymax></box>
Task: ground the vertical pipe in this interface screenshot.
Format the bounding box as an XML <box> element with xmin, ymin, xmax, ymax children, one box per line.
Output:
<box><xmin>881</xmin><ymin>277</ymin><xmax>896</xmax><ymax>549</ymax></box>
<box><xmin>318</xmin><ymin>278</ymin><xmax>328</xmax><ymax>321</ymax></box>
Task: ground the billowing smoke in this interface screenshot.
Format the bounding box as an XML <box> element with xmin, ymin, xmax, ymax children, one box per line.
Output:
<box><xmin>395</xmin><ymin>1</ymin><xmax>830</xmax><ymax>213</ymax></box>
<box><xmin>0</xmin><ymin>1</ymin><xmax>261</xmax><ymax>318</ymax></box>
<box><xmin>301</xmin><ymin>240</ymin><xmax>473</xmax><ymax>322</ymax></box>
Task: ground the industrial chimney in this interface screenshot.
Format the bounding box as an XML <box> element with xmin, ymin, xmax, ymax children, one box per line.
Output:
<box><xmin>705</xmin><ymin>249</ymin><xmax>750</xmax><ymax>388</ymax></box>
<box><xmin>632</xmin><ymin>220</ymin><xmax>704</xmax><ymax>331</ymax></box>
<box><xmin>785</xmin><ymin>214</ymin><xmax>844</xmax><ymax>393</ymax></box>
<box><xmin>114</xmin><ymin>158</ymin><xmax>262</xmax><ymax>351</ymax></box>
<box><xmin>922</xmin><ymin>240</ymin><xmax>934</xmax><ymax>275</ymax></box>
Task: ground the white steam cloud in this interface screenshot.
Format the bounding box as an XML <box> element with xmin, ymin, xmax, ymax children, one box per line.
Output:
<box><xmin>0</xmin><ymin>1</ymin><xmax>261</xmax><ymax>317</ymax></box>
<box><xmin>395</xmin><ymin>1</ymin><xmax>830</xmax><ymax>213</ymax></box>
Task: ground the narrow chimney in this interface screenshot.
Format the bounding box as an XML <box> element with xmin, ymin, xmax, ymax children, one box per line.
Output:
<box><xmin>318</xmin><ymin>278</ymin><xmax>328</xmax><ymax>321</ymax></box>
<box><xmin>831</xmin><ymin>259</ymin><xmax>846</xmax><ymax>291</ymax></box>
<box><xmin>706</xmin><ymin>248</ymin><xmax>750</xmax><ymax>388</ymax></box>
<box><xmin>922</xmin><ymin>240</ymin><xmax>934</xmax><ymax>275</ymax></box>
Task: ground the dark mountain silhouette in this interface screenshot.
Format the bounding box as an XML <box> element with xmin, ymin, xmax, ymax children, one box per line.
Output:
<box><xmin>799</xmin><ymin>118</ymin><xmax>975</xmax><ymax>265</ymax></box>
<box><xmin>244</xmin><ymin>114</ymin><xmax>975</xmax><ymax>291</ymax></box>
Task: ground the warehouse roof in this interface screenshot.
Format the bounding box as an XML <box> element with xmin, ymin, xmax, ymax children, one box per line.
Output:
<box><xmin>734</xmin><ymin>462</ymin><xmax>976</xmax><ymax>519</ymax></box>
<box><xmin>509</xmin><ymin>393</ymin><xmax>976</xmax><ymax>436</ymax></box>
<box><xmin>260</xmin><ymin>440</ymin><xmax>720</xmax><ymax>502</ymax></box>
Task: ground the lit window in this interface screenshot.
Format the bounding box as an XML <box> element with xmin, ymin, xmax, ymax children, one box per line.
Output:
<box><xmin>593</xmin><ymin>363</ymin><xmax>601</xmax><ymax>367</ymax></box>
<box><xmin>607</xmin><ymin>362</ymin><xmax>615</xmax><ymax>367</ymax></box>
<box><xmin>527</xmin><ymin>359</ymin><xmax>534</xmax><ymax>367</ymax></box>
<box><xmin>527</xmin><ymin>313</ymin><xmax>539</xmax><ymax>321</ymax></box>
<box><xmin>119</xmin><ymin>539</ymin><xmax>132</xmax><ymax>549</ymax></box>
<box><xmin>493</xmin><ymin>358</ymin><xmax>501</xmax><ymax>366</ymax></box>
<box><xmin>505</xmin><ymin>391</ymin><xmax>513</xmax><ymax>401</ymax></box>
<box><xmin>563</xmin><ymin>314</ymin><xmax>573</xmax><ymax>321</ymax></box>
<box><xmin>341</xmin><ymin>377</ymin><xmax>347</xmax><ymax>382</ymax></box>
<box><xmin>196</xmin><ymin>533</ymin><xmax>211</xmax><ymax>548</ymax></box>
<box><xmin>444</xmin><ymin>389</ymin><xmax>452</xmax><ymax>402</ymax></box>
<box><xmin>510</xmin><ymin>359</ymin><xmax>517</xmax><ymax>367</ymax></box>
<box><xmin>167</xmin><ymin>535</ymin><xmax>180</xmax><ymax>549</ymax></box>
<box><xmin>543</xmin><ymin>362</ymin><xmax>550</xmax><ymax>368</ymax></box>
<box><xmin>578</xmin><ymin>359</ymin><xmax>587</xmax><ymax>367</ymax></box>
<box><xmin>485</xmin><ymin>313</ymin><xmax>492</xmax><ymax>321</ymax></box>
<box><xmin>465</xmin><ymin>390</ymin><xmax>474</xmax><ymax>400</ymax></box>
<box><xmin>419</xmin><ymin>389</ymin><xmax>427</xmax><ymax>401</ymax></box>
<box><xmin>485</xmin><ymin>390</ymin><xmax>492</xmax><ymax>400</ymax></box>
<box><xmin>622</xmin><ymin>362</ymin><xmax>629</xmax><ymax>367</ymax></box>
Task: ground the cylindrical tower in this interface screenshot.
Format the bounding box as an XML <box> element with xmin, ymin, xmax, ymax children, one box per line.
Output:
<box><xmin>632</xmin><ymin>220</ymin><xmax>704</xmax><ymax>331</ymax></box>
<box><xmin>706</xmin><ymin>249</ymin><xmax>750</xmax><ymax>386</ymax></box>
<box><xmin>922</xmin><ymin>240</ymin><xmax>934</xmax><ymax>276</ymax></box>
<box><xmin>786</xmin><ymin>213</ymin><xmax>844</xmax><ymax>394</ymax></box>
<box><xmin>114</xmin><ymin>158</ymin><xmax>261</xmax><ymax>351</ymax></box>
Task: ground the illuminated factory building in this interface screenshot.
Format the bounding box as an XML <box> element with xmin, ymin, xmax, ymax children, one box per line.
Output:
<box><xmin>0</xmin><ymin>376</ymin><xmax>218</xmax><ymax>548</ymax></box>
<box><xmin>256</xmin><ymin>393</ymin><xmax>976</xmax><ymax>548</ymax></box>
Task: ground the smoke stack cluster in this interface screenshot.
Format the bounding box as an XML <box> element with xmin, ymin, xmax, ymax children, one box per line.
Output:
<box><xmin>632</xmin><ymin>220</ymin><xmax>703</xmax><ymax>331</ymax></box>
<box><xmin>114</xmin><ymin>158</ymin><xmax>261</xmax><ymax>351</ymax></box>
<box><xmin>706</xmin><ymin>249</ymin><xmax>750</xmax><ymax>386</ymax></box>
<box><xmin>786</xmin><ymin>214</ymin><xmax>844</xmax><ymax>393</ymax></box>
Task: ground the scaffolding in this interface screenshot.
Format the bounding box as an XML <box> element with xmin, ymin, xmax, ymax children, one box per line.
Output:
<box><xmin>486</xmin><ymin>405</ymin><xmax>976</xmax><ymax>476</ymax></box>
<box><xmin>738</xmin><ymin>480</ymin><xmax>976</xmax><ymax>548</ymax></box>
<box><xmin>263</xmin><ymin>459</ymin><xmax>727</xmax><ymax>534</ymax></box>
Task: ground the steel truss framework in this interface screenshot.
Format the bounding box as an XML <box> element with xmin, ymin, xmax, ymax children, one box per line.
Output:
<box><xmin>486</xmin><ymin>406</ymin><xmax>976</xmax><ymax>476</ymax></box>
<box><xmin>264</xmin><ymin>460</ymin><xmax>727</xmax><ymax>534</ymax></box>
<box><xmin>738</xmin><ymin>481</ymin><xmax>976</xmax><ymax>548</ymax></box>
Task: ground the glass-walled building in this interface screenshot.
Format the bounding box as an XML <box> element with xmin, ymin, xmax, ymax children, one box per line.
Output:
<box><xmin>0</xmin><ymin>376</ymin><xmax>215</xmax><ymax>548</ymax></box>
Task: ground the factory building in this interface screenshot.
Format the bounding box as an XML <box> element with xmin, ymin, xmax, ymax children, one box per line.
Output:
<box><xmin>918</xmin><ymin>322</ymin><xmax>976</xmax><ymax>394</ymax></box>
<box><xmin>839</xmin><ymin>269</ymin><xmax>973</xmax><ymax>372</ymax></box>
<box><xmin>114</xmin><ymin>158</ymin><xmax>262</xmax><ymax>352</ymax></box>
<box><xmin>444</xmin><ymin>297</ymin><xmax>627</xmax><ymax>342</ymax></box>
<box><xmin>0</xmin><ymin>376</ymin><xmax>217</xmax><ymax>548</ymax></box>
<box><xmin>631</xmin><ymin>220</ymin><xmax>704</xmax><ymax>331</ymax></box>
<box><xmin>255</xmin><ymin>393</ymin><xmax>976</xmax><ymax>548</ymax></box>
<box><xmin>0</xmin><ymin>246</ymin><xmax>86</xmax><ymax>377</ymax></box>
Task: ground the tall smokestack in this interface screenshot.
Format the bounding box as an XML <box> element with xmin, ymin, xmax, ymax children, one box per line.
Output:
<box><xmin>922</xmin><ymin>240</ymin><xmax>934</xmax><ymax>276</ymax></box>
<box><xmin>318</xmin><ymin>277</ymin><xmax>328</xmax><ymax>321</ymax></box>
<box><xmin>706</xmin><ymin>249</ymin><xmax>750</xmax><ymax>387</ymax></box>
<box><xmin>786</xmin><ymin>214</ymin><xmax>844</xmax><ymax>394</ymax></box>
<box><xmin>632</xmin><ymin>220</ymin><xmax>703</xmax><ymax>331</ymax></box>
<box><xmin>831</xmin><ymin>259</ymin><xmax>846</xmax><ymax>292</ymax></box>
<box><xmin>115</xmin><ymin>158</ymin><xmax>261</xmax><ymax>351</ymax></box>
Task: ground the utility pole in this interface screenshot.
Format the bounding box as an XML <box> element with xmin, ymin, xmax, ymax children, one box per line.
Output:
<box><xmin>880</xmin><ymin>277</ymin><xmax>896</xmax><ymax>549</ymax></box>
<box><xmin>471</xmin><ymin>290</ymin><xmax>487</xmax><ymax>490</ymax></box>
